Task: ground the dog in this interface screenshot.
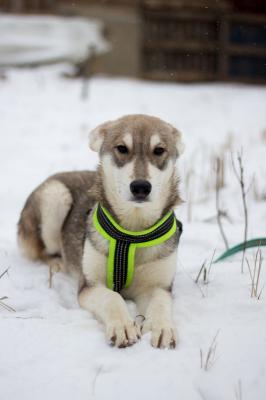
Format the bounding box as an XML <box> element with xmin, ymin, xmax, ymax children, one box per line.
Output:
<box><xmin>18</xmin><ymin>114</ymin><xmax>184</xmax><ymax>349</ymax></box>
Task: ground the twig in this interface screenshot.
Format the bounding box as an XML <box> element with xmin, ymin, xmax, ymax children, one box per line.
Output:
<box><xmin>231</xmin><ymin>150</ymin><xmax>248</xmax><ymax>273</ymax></box>
<box><xmin>215</xmin><ymin>157</ymin><xmax>229</xmax><ymax>250</ymax></box>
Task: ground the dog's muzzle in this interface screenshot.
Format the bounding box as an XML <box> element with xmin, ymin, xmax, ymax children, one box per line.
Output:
<box><xmin>130</xmin><ymin>179</ymin><xmax>152</xmax><ymax>201</ymax></box>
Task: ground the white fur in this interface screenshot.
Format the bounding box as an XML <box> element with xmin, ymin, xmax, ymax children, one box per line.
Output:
<box><xmin>147</xmin><ymin>160</ymin><xmax>174</xmax><ymax>204</ymax></box>
<box><xmin>138</xmin><ymin>287</ymin><xmax>178</xmax><ymax>348</ymax></box>
<box><xmin>103</xmin><ymin>156</ymin><xmax>135</xmax><ymax>203</ymax></box>
<box><xmin>40</xmin><ymin>180</ymin><xmax>72</xmax><ymax>255</ymax></box>
<box><xmin>81</xmin><ymin>225</ymin><xmax>178</xmax><ymax>347</ymax></box>
<box><xmin>100</xmin><ymin>154</ymin><xmax>176</xmax><ymax>230</ymax></box>
<box><xmin>81</xmin><ymin>227</ymin><xmax>178</xmax><ymax>347</ymax></box>
<box><xmin>123</xmin><ymin>133</ymin><xmax>133</xmax><ymax>149</ymax></box>
<box><xmin>150</xmin><ymin>134</ymin><xmax>161</xmax><ymax>148</ymax></box>
<box><xmin>175</xmin><ymin>130</ymin><xmax>185</xmax><ymax>155</ymax></box>
<box><xmin>89</xmin><ymin>126</ymin><xmax>104</xmax><ymax>152</ymax></box>
<box><xmin>81</xmin><ymin>239</ymin><xmax>141</xmax><ymax>346</ymax></box>
<box><xmin>79</xmin><ymin>285</ymin><xmax>140</xmax><ymax>347</ymax></box>
<box><xmin>82</xmin><ymin>239</ymin><xmax>107</xmax><ymax>285</ymax></box>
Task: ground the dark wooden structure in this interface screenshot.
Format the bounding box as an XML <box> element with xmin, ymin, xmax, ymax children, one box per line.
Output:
<box><xmin>0</xmin><ymin>0</ymin><xmax>55</xmax><ymax>12</ymax></box>
<box><xmin>141</xmin><ymin>1</ymin><xmax>266</xmax><ymax>83</ymax></box>
<box><xmin>1</xmin><ymin>0</ymin><xmax>266</xmax><ymax>83</ymax></box>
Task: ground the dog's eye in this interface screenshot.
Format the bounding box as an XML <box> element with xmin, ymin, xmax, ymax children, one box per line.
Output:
<box><xmin>153</xmin><ymin>147</ymin><xmax>165</xmax><ymax>156</ymax></box>
<box><xmin>116</xmin><ymin>145</ymin><xmax>129</xmax><ymax>154</ymax></box>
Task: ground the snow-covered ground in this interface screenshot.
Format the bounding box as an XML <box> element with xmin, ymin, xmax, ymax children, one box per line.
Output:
<box><xmin>0</xmin><ymin>65</ymin><xmax>266</xmax><ymax>400</ymax></box>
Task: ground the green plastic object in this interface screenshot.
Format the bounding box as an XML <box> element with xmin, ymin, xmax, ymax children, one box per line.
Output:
<box><xmin>214</xmin><ymin>238</ymin><xmax>266</xmax><ymax>263</ymax></box>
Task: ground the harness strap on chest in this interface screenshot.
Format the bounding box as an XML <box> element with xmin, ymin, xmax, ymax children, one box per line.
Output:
<box><xmin>93</xmin><ymin>204</ymin><xmax>182</xmax><ymax>292</ymax></box>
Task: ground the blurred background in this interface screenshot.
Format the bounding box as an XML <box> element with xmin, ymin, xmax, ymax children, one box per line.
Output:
<box><xmin>0</xmin><ymin>0</ymin><xmax>265</xmax><ymax>83</ymax></box>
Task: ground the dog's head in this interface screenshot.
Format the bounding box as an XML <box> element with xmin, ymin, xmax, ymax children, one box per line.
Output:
<box><xmin>89</xmin><ymin>114</ymin><xmax>184</xmax><ymax>210</ymax></box>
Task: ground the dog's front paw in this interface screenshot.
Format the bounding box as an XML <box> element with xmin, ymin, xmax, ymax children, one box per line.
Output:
<box><xmin>142</xmin><ymin>319</ymin><xmax>178</xmax><ymax>349</ymax></box>
<box><xmin>106</xmin><ymin>319</ymin><xmax>141</xmax><ymax>348</ymax></box>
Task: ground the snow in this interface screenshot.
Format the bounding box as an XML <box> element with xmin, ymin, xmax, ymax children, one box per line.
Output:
<box><xmin>0</xmin><ymin>65</ymin><xmax>266</xmax><ymax>400</ymax></box>
<box><xmin>0</xmin><ymin>15</ymin><xmax>109</xmax><ymax>66</ymax></box>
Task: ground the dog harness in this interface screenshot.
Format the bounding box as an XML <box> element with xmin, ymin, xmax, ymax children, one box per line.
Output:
<box><xmin>93</xmin><ymin>204</ymin><xmax>182</xmax><ymax>292</ymax></box>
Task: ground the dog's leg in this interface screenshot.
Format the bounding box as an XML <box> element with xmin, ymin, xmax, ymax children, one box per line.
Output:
<box><xmin>79</xmin><ymin>286</ymin><xmax>141</xmax><ymax>347</ymax></box>
<box><xmin>135</xmin><ymin>287</ymin><xmax>178</xmax><ymax>349</ymax></box>
<box><xmin>40</xmin><ymin>180</ymin><xmax>72</xmax><ymax>256</ymax></box>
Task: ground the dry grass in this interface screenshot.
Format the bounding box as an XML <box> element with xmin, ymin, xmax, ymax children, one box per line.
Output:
<box><xmin>194</xmin><ymin>250</ymin><xmax>216</xmax><ymax>298</ymax></box>
<box><xmin>91</xmin><ymin>365</ymin><xmax>103</xmax><ymax>397</ymax></box>
<box><xmin>246</xmin><ymin>247</ymin><xmax>264</xmax><ymax>299</ymax></box>
<box><xmin>0</xmin><ymin>267</ymin><xmax>9</xmax><ymax>280</ymax></box>
<box><xmin>234</xmin><ymin>379</ymin><xmax>243</xmax><ymax>400</ymax></box>
<box><xmin>195</xmin><ymin>249</ymin><xmax>216</xmax><ymax>286</ymax></box>
<box><xmin>0</xmin><ymin>296</ymin><xmax>16</xmax><ymax>312</ymax></box>
<box><xmin>0</xmin><ymin>267</ymin><xmax>15</xmax><ymax>313</ymax></box>
<box><xmin>195</xmin><ymin>260</ymin><xmax>207</xmax><ymax>285</ymax></box>
<box><xmin>200</xmin><ymin>330</ymin><xmax>220</xmax><ymax>371</ymax></box>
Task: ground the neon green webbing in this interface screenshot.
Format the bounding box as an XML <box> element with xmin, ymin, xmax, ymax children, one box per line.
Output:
<box><xmin>92</xmin><ymin>205</ymin><xmax>178</xmax><ymax>291</ymax></box>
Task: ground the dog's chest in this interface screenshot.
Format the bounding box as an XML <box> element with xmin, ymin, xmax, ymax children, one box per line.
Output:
<box><xmin>82</xmin><ymin>227</ymin><xmax>177</xmax><ymax>289</ymax></box>
<box><xmin>88</xmin><ymin>227</ymin><xmax>170</xmax><ymax>264</ymax></box>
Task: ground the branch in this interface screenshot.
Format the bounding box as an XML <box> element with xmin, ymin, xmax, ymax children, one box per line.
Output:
<box><xmin>231</xmin><ymin>151</ymin><xmax>249</xmax><ymax>273</ymax></box>
<box><xmin>215</xmin><ymin>157</ymin><xmax>229</xmax><ymax>250</ymax></box>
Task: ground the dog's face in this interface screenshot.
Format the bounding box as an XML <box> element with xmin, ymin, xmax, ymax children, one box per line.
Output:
<box><xmin>89</xmin><ymin>115</ymin><xmax>184</xmax><ymax>208</ymax></box>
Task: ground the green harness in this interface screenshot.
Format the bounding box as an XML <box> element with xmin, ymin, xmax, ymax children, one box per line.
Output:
<box><xmin>93</xmin><ymin>204</ymin><xmax>182</xmax><ymax>292</ymax></box>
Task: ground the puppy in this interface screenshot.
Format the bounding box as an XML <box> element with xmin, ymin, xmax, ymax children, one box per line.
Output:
<box><xmin>18</xmin><ymin>114</ymin><xmax>184</xmax><ymax>348</ymax></box>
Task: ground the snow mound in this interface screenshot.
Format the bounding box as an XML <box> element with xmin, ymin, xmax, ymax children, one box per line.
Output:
<box><xmin>0</xmin><ymin>15</ymin><xmax>110</xmax><ymax>66</ymax></box>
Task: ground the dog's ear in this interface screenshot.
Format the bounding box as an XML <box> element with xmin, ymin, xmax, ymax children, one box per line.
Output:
<box><xmin>173</xmin><ymin>128</ymin><xmax>185</xmax><ymax>156</ymax></box>
<box><xmin>89</xmin><ymin>121</ymin><xmax>110</xmax><ymax>152</ymax></box>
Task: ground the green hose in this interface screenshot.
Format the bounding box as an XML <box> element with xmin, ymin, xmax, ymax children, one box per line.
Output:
<box><xmin>214</xmin><ymin>238</ymin><xmax>266</xmax><ymax>263</ymax></box>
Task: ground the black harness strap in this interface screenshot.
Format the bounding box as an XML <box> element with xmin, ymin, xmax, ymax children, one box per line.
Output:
<box><xmin>95</xmin><ymin>204</ymin><xmax>182</xmax><ymax>292</ymax></box>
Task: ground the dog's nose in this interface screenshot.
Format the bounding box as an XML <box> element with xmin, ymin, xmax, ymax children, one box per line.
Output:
<box><xmin>130</xmin><ymin>180</ymin><xmax>152</xmax><ymax>200</ymax></box>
